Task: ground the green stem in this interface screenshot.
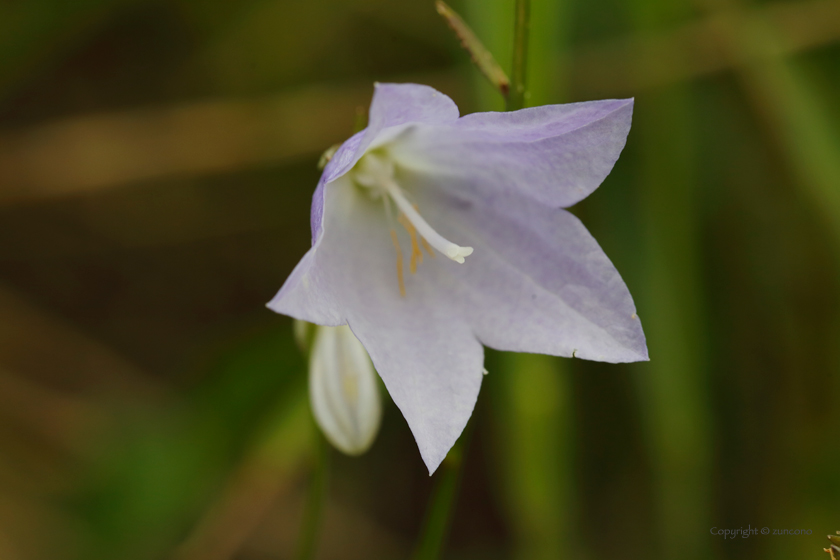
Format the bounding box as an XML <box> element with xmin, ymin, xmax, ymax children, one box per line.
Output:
<box><xmin>412</xmin><ymin>4</ymin><xmax>531</xmax><ymax>557</ymax></box>
<box><xmin>506</xmin><ymin>0</ymin><xmax>531</xmax><ymax>111</ymax></box>
<box><xmin>295</xmin><ymin>430</ymin><xmax>329</xmax><ymax>560</ymax></box>
<box><xmin>412</xmin><ymin>424</ymin><xmax>472</xmax><ymax>560</ymax></box>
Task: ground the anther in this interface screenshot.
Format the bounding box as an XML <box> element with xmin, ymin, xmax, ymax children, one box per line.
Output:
<box><xmin>420</xmin><ymin>236</ymin><xmax>435</xmax><ymax>258</ymax></box>
<box><xmin>398</xmin><ymin>213</ymin><xmax>423</xmax><ymax>274</ymax></box>
<box><xmin>384</xmin><ymin>178</ymin><xmax>473</xmax><ymax>264</ymax></box>
<box><xmin>390</xmin><ymin>229</ymin><xmax>406</xmax><ymax>297</ymax></box>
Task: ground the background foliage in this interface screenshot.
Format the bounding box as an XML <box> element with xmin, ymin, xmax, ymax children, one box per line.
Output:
<box><xmin>0</xmin><ymin>0</ymin><xmax>838</xmax><ymax>559</ymax></box>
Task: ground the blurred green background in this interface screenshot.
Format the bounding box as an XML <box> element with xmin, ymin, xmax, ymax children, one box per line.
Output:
<box><xmin>0</xmin><ymin>0</ymin><xmax>838</xmax><ymax>559</ymax></box>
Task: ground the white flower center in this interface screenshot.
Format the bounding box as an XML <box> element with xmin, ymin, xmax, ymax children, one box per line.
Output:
<box><xmin>353</xmin><ymin>153</ymin><xmax>474</xmax><ymax>264</ymax></box>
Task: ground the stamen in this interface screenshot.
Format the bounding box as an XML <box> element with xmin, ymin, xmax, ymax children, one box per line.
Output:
<box><xmin>389</xmin><ymin>229</ymin><xmax>406</xmax><ymax>297</ymax></box>
<box><xmin>420</xmin><ymin>236</ymin><xmax>435</xmax><ymax>258</ymax></box>
<box><xmin>384</xmin><ymin>178</ymin><xmax>473</xmax><ymax>264</ymax></box>
<box><xmin>398</xmin><ymin>213</ymin><xmax>423</xmax><ymax>274</ymax></box>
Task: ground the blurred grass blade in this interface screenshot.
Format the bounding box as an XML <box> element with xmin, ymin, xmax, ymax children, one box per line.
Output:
<box><xmin>467</xmin><ymin>2</ymin><xmax>574</xmax><ymax>557</ymax></box>
<box><xmin>490</xmin><ymin>353</ymin><xmax>574</xmax><ymax>560</ymax></box>
<box><xmin>691</xmin><ymin>0</ymin><xmax>840</xmax><ymax>248</ymax></box>
<box><xmin>0</xmin><ymin>282</ymin><xmax>158</xmax><ymax>396</ymax></box>
<box><xmin>76</xmin><ymin>328</ymin><xmax>307</xmax><ymax>560</ymax></box>
<box><xmin>435</xmin><ymin>0</ymin><xmax>509</xmax><ymax>97</ymax></box>
<box><xmin>173</xmin><ymin>391</ymin><xmax>314</xmax><ymax>560</ymax></box>
<box><xmin>412</xmin><ymin>428</ymin><xmax>470</xmax><ymax>560</ymax></box>
<box><xmin>527</xmin><ymin>0</ymin><xmax>570</xmax><ymax>106</ymax></box>
<box><xmin>728</xmin><ymin>10</ymin><xmax>840</xmax><ymax>249</ymax></box>
<box><xmin>628</xmin><ymin>3</ymin><xmax>713</xmax><ymax>560</ymax></box>
<box><xmin>635</xmin><ymin>91</ymin><xmax>713</xmax><ymax>560</ymax></box>
<box><xmin>507</xmin><ymin>0</ymin><xmax>531</xmax><ymax>110</ymax></box>
<box><xmin>295</xmin><ymin>431</ymin><xmax>328</xmax><ymax>560</ymax></box>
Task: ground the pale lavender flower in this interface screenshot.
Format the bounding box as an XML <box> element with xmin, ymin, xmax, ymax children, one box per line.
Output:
<box><xmin>269</xmin><ymin>83</ymin><xmax>648</xmax><ymax>473</ymax></box>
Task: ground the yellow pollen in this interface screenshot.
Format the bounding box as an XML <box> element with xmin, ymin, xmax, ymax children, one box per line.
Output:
<box><xmin>420</xmin><ymin>236</ymin><xmax>435</xmax><ymax>258</ymax></box>
<box><xmin>390</xmin><ymin>229</ymin><xmax>406</xmax><ymax>297</ymax></box>
<box><xmin>398</xmin><ymin>213</ymin><xmax>423</xmax><ymax>274</ymax></box>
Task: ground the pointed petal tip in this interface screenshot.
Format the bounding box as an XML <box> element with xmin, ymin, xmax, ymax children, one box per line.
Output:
<box><xmin>614</xmin><ymin>97</ymin><xmax>634</xmax><ymax>111</ymax></box>
<box><xmin>414</xmin><ymin>429</ymin><xmax>457</xmax><ymax>475</ymax></box>
<box><xmin>422</xmin><ymin>450</ymin><xmax>446</xmax><ymax>476</ymax></box>
<box><xmin>629</xmin><ymin>342</ymin><xmax>650</xmax><ymax>362</ymax></box>
<box><xmin>265</xmin><ymin>290</ymin><xmax>293</xmax><ymax>316</ymax></box>
<box><xmin>602</xmin><ymin>96</ymin><xmax>633</xmax><ymax>114</ymax></box>
<box><xmin>579</xmin><ymin>346</ymin><xmax>649</xmax><ymax>364</ymax></box>
<box><xmin>619</xmin><ymin>339</ymin><xmax>650</xmax><ymax>363</ymax></box>
<box><xmin>265</xmin><ymin>296</ymin><xmax>280</xmax><ymax>313</ymax></box>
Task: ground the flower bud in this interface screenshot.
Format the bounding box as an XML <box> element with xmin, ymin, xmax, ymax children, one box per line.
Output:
<box><xmin>309</xmin><ymin>325</ymin><xmax>381</xmax><ymax>455</ymax></box>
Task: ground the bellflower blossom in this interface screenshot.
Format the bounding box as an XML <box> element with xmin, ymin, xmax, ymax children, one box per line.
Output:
<box><xmin>269</xmin><ymin>83</ymin><xmax>648</xmax><ymax>473</ymax></box>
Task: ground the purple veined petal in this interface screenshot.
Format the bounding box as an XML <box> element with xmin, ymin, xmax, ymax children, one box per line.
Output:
<box><xmin>269</xmin><ymin>176</ymin><xmax>484</xmax><ymax>473</ymax></box>
<box><xmin>309</xmin><ymin>173</ymin><xmax>328</xmax><ymax>245</ymax></box>
<box><xmin>267</xmin><ymin>243</ymin><xmax>344</xmax><ymax>327</ymax></box>
<box><xmin>271</xmin><ymin>83</ymin><xmax>646</xmax><ymax>473</ymax></box>
<box><xmin>390</xmin><ymin>98</ymin><xmax>633</xmax><ymax>209</ymax></box>
<box><xmin>403</xmin><ymin>170</ymin><xmax>648</xmax><ymax>363</ymax></box>
<box><xmin>310</xmin><ymin>83</ymin><xmax>460</xmax><ymax>244</ymax></box>
<box><xmin>349</xmin><ymin>303</ymin><xmax>483</xmax><ymax>474</ymax></box>
<box><xmin>321</xmin><ymin>83</ymin><xmax>460</xmax><ymax>185</ymax></box>
<box><xmin>365</xmin><ymin>82</ymin><xmax>460</xmax><ymax>136</ymax></box>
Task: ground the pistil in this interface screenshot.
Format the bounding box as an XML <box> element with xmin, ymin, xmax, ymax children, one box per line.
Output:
<box><xmin>354</xmin><ymin>152</ymin><xmax>472</xmax><ymax>298</ymax></box>
<box><xmin>381</xmin><ymin>176</ymin><xmax>473</xmax><ymax>264</ymax></box>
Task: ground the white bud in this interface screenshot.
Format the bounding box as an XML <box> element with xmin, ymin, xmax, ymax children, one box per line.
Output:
<box><xmin>309</xmin><ymin>325</ymin><xmax>382</xmax><ymax>455</ymax></box>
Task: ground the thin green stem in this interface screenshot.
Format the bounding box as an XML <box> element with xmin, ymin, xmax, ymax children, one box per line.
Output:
<box><xmin>436</xmin><ymin>0</ymin><xmax>510</xmax><ymax>97</ymax></box>
<box><xmin>295</xmin><ymin>430</ymin><xmax>329</xmax><ymax>560</ymax></box>
<box><xmin>412</xmin><ymin>422</ymin><xmax>473</xmax><ymax>560</ymax></box>
<box><xmin>507</xmin><ymin>0</ymin><xmax>531</xmax><ymax>111</ymax></box>
<box><xmin>412</xmin><ymin>4</ymin><xmax>530</xmax><ymax>558</ymax></box>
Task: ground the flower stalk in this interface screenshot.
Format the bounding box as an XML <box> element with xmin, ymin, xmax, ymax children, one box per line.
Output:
<box><xmin>412</xmin><ymin>423</ymin><xmax>471</xmax><ymax>560</ymax></box>
<box><xmin>295</xmin><ymin>431</ymin><xmax>329</xmax><ymax>560</ymax></box>
<box><xmin>507</xmin><ymin>0</ymin><xmax>531</xmax><ymax>111</ymax></box>
<box><xmin>294</xmin><ymin>322</ymin><xmax>380</xmax><ymax>559</ymax></box>
<box><xmin>435</xmin><ymin>0</ymin><xmax>510</xmax><ymax>97</ymax></box>
<box><xmin>412</xmin><ymin>4</ymin><xmax>533</xmax><ymax>559</ymax></box>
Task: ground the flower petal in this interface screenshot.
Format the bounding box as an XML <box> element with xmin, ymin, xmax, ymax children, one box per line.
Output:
<box><xmin>309</xmin><ymin>83</ymin><xmax>460</xmax><ymax>244</ymax></box>
<box><xmin>267</xmin><ymin>244</ymin><xmax>343</xmax><ymax>327</ymax></box>
<box><xmin>270</xmin><ymin>178</ymin><xmax>483</xmax><ymax>473</ymax></box>
<box><xmin>405</xmin><ymin>173</ymin><xmax>648</xmax><ymax>362</ymax></box>
<box><xmin>349</xmin><ymin>297</ymin><xmax>483</xmax><ymax>474</ymax></box>
<box><xmin>391</xmin><ymin>98</ymin><xmax>633</xmax><ymax>209</ymax></box>
<box><xmin>322</xmin><ymin>83</ymin><xmax>460</xmax><ymax>185</ymax></box>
